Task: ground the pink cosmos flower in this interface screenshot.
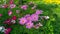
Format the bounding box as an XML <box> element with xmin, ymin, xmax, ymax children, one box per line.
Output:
<box><xmin>19</xmin><ymin>17</ymin><xmax>27</xmax><ymax>25</ymax></box>
<box><xmin>0</xmin><ymin>14</ymin><xmax>2</xmax><ymax>17</ymax></box>
<box><xmin>21</xmin><ymin>5</ymin><xmax>28</xmax><ymax>10</ymax></box>
<box><xmin>35</xmin><ymin>10</ymin><xmax>43</xmax><ymax>15</ymax></box>
<box><xmin>31</xmin><ymin>14</ymin><xmax>39</xmax><ymax>21</ymax></box>
<box><xmin>26</xmin><ymin>21</ymin><xmax>33</xmax><ymax>29</ymax></box>
<box><xmin>10</xmin><ymin>4</ymin><xmax>16</xmax><ymax>8</ymax></box>
<box><xmin>26</xmin><ymin>16</ymin><xmax>32</xmax><ymax>21</ymax></box>
<box><xmin>24</xmin><ymin>14</ymin><xmax>30</xmax><ymax>18</ymax></box>
<box><xmin>24</xmin><ymin>14</ymin><xmax>32</xmax><ymax>21</ymax></box>
<box><xmin>8</xmin><ymin>10</ymin><xmax>12</xmax><ymax>16</ymax></box>
<box><xmin>4</xmin><ymin>28</ymin><xmax>12</xmax><ymax>34</ymax></box>
<box><xmin>16</xmin><ymin>10</ymin><xmax>20</xmax><ymax>14</ymax></box>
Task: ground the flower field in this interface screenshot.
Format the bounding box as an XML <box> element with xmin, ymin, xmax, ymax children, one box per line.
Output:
<box><xmin>0</xmin><ymin>0</ymin><xmax>60</xmax><ymax>34</ymax></box>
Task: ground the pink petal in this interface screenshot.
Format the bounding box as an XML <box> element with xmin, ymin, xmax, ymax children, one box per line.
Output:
<box><xmin>0</xmin><ymin>14</ymin><xmax>2</xmax><ymax>17</ymax></box>
<box><xmin>8</xmin><ymin>10</ymin><xmax>12</xmax><ymax>16</ymax></box>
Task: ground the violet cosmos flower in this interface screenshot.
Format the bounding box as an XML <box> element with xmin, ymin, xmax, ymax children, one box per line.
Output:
<box><xmin>19</xmin><ymin>17</ymin><xmax>27</xmax><ymax>25</ymax></box>
<box><xmin>35</xmin><ymin>10</ymin><xmax>43</xmax><ymax>15</ymax></box>
<box><xmin>0</xmin><ymin>14</ymin><xmax>2</xmax><ymax>17</ymax></box>
<box><xmin>4</xmin><ymin>28</ymin><xmax>12</xmax><ymax>34</ymax></box>
<box><xmin>21</xmin><ymin>5</ymin><xmax>28</xmax><ymax>10</ymax></box>
<box><xmin>24</xmin><ymin>14</ymin><xmax>32</xmax><ymax>21</ymax></box>
<box><xmin>31</xmin><ymin>14</ymin><xmax>39</xmax><ymax>21</ymax></box>
<box><xmin>24</xmin><ymin>14</ymin><xmax>30</xmax><ymax>18</ymax></box>
<box><xmin>26</xmin><ymin>21</ymin><xmax>33</xmax><ymax>29</ymax></box>
<box><xmin>10</xmin><ymin>4</ymin><xmax>16</xmax><ymax>8</ymax></box>
<box><xmin>8</xmin><ymin>10</ymin><xmax>12</xmax><ymax>16</ymax></box>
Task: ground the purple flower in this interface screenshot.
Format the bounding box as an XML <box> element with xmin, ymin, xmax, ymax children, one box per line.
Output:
<box><xmin>24</xmin><ymin>14</ymin><xmax>32</xmax><ymax>21</ymax></box>
<box><xmin>31</xmin><ymin>14</ymin><xmax>39</xmax><ymax>21</ymax></box>
<box><xmin>21</xmin><ymin>5</ymin><xmax>28</xmax><ymax>10</ymax></box>
<box><xmin>24</xmin><ymin>14</ymin><xmax>30</xmax><ymax>18</ymax></box>
<box><xmin>10</xmin><ymin>4</ymin><xmax>16</xmax><ymax>8</ymax></box>
<box><xmin>26</xmin><ymin>16</ymin><xmax>32</xmax><ymax>21</ymax></box>
<box><xmin>26</xmin><ymin>21</ymin><xmax>33</xmax><ymax>29</ymax></box>
<box><xmin>19</xmin><ymin>17</ymin><xmax>27</xmax><ymax>25</ymax></box>
<box><xmin>35</xmin><ymin>10</ymin><xmax>43</xmax><ymax>15</ymax></box>
<box><xmin>8</xmin><ymin>10</ymin><xmax>12</xmax><ymax>16</ymax></box>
